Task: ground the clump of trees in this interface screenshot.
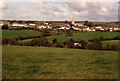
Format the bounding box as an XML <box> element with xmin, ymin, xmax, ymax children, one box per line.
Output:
<box><xmin>85</xmin><ymin>38</ymin><xmax>102</xmax><ymax>50</ymax></box>
<box><xmin>41</xmin><ymin>29</ymin><xmax>52</xmax><ymax>37</ymax></box>
<box><xmin>52</xmin><ymin>39</ymin><xmax>58</xmax><ymax>47</ymax></box>
<box><xmin>84</xmin><ymin>20</ymin><xmax>93</xmax><ymax>27</ymax></box>
<box><xmin>30</xmin><ymin>37</ymin><xmax>51</xmax><ymax>47</ymax></box>
<box><xmin>19</xmin><ymin>37</ymin><xmax>51</xmax><ymax>47</ymax></box>
<box><xmin>1</xmin><ymin>24</ymin><xmax>9</xmax><ymax>30</ymax></box>
<box><xmin>2</xmin><ymin>38</ymin><xmax>18</xmax><ymax>45</ymax></box>
<box><xmin>2</xmin><ymin>35</ymin><xmax>119</xmax><ymax>51</ymax></box>
<box><xmin>102</xmin><ymin>44</ymin><xmax>119</xmax><ymax>51</ymax></box>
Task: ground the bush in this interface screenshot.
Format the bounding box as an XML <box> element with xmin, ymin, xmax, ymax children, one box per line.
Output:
<box><xmin>111</xmin><ymin>44</ymin><xmax>119</xmax><ymax>50</ymax></box>
<box><xmin>18</xmin><ymin>36</ymin><xmax>41</xmax><ymax>40</ymax></box>
<box><xmin>41</xmin><ymin>29</ymin><xmax>52</xmax><ymax>37</ymax></box>
<box><xmin>19</xmin><ymin>42</ymin><xmax>31</xmax><ymax>46</ymax></box>
<box><xmin>1</xmin><ymin>24</ymin><xmax>9</xmax><ymax>30</ymax></box>
<box><xmin>86</xmin><ymin>38</ymin><xmax>102</xmax><ymax>50</ymax></box>
<box><xmin>2</xmin><ymin>38</ymin><xmax>18</xmax><ymax>45</ymax></box>
<box><xmin>56</xmin><ymin>42</ymin><xmax>64</xmax><ymax>48</ymax></box>
<box><xmin>63</xmin><ymin>39</ymin><xmax>74</xmax><ymax>48</ymax></box>
<box><xmin>30</xmin><ymin>37</ymin><xmax>50</xmax><ymax>47</ymax></box>
<box><xmin>52</xmin><ymin>39</ymin><xmax>58</xmax><ymax>47</ymax></box>
<box><xmin>113</xmin><ymin>36</ymin><xmax>120</xmax><ymax>40</ymax></box>
<box><xmin>52</xmin><ymin>39</ymin><xmax>57</xmax><ymax>44</ymax></box>
<box><xmin>79</xmin><ymin>40</ymin><xmax>87</xmax><ymax>49</ymax></box>
<box><xmin>102</xmin><ymin>44</ymin><xmax>119</xmax><ymax>51</ymax></box>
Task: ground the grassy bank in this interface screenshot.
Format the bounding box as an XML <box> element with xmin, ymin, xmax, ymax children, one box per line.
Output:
<box><xmin>2</xmin><ymin>30</ymin><xmax>41</xmax><ymax>38</ymax></box>
<box><xmin>2</xmin><ymin>45</ymin><xmax>118</xmax><ymax>79</ymax></box>
<box><xmin>47</xmin><ymin>32</ymin><xmax>118</xmax><ymax>42</ymax></box>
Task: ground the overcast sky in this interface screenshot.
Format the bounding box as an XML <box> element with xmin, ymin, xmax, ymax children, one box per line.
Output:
<box><xmin>0</xmin><ymin>0</ymin><xmax>119</xmax><ymax>21</ymax></box>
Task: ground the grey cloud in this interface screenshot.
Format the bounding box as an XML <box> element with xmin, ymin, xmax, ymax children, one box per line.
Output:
<box><xmin>66</xmin><ymin>2</ymin><xmax>118</xmax><ymax>21</ymax></box>
<box><xmin>1</xmin><ymin>2</ymin><xmax>118</xmax><ymax>21</ymax></box>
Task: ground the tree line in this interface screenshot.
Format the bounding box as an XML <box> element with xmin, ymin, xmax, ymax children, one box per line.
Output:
<box><xmin>1</xmin><ymin>36</ymin><xmax>119</xmax><ymax>51</ymax></box>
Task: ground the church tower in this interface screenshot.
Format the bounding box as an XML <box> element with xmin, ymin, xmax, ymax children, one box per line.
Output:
<box><xmin>72</xmin><ymin>16</ymin><xmax>75</xmax><ymax>25</ymax></box>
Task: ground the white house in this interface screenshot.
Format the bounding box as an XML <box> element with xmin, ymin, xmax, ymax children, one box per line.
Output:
<box><xmin>113</xmin><ymin>28</ymin><xmax>119</xmax><ymax>31</ymax></box>
<box><xmin>38</xmin><ymin>25</ymin><xmax>52</xmax><ymax>29</ymax></box>
<box><xmin>0</xmin><ymin>21</ymin><xmax>3</xmax><ymax>26</ymax></box>
<box><xmin>44</xmin><ymin>22</ymin><xmax>48</xmax><ymax>25</ymax></box>
<box><xmin>95</xmin><ymin>26</ymin><xmax>102</xmax><ymax>29</ymax></box>
<box><xmin>72</xmin><ymin>27</ymin><xmax>81</xmax><ymax>31</ymax></box>
<box><xmin>82</xmin><ymin>27</ymin><xmax>90</xmax><ymax>31</ymax></box>
<box><xmin>100</xmin><ymin>28</ymin><xmax>104</xmax><ymax>31</ymax></box>
<box><xmin>12</xmin><ymin>23</ymin><xmax>28</xmax><ymax>27</ymax></box>
<box><xmin>58</xmin><ymin>26</ymin><xmax>70</xmax><ymax>30</ymax></box>
<box><xmin>58</xmin><ymin>27</ymin><xmax>65</xmax><ymax>30</ymax></box>
<box><xmin>0</xmin><ymin>23</ymin><xmax>3</xmax><ymax>26</ymax></box>
<box><xmin>38</xmin><ymin>26</ymin><xmax>43</xmax><ymax>29</ymax></box>
<box><xmin>87</xmin><ymin>29</ymin><xmax>96</xmax><ymax>32</ymax></box>
<box><xmin>109</xmin><ymin>27</ymin><xmax>119</xmax><ymax>32</ymax></box>
<box><xmin>29</xmin><ymin>23</ymin><xmax>36</xmax><ymax>27</ymax></box>
<box><xmin>95</xmin><ymin>26</ymin><xmax>105</xmax><ymax>31</ymax></box>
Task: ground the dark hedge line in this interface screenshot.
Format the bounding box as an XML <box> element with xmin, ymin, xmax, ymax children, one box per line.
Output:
<box><xmin>1</xmin><ymin>36</ymin><xmax>120</xmax><ymax>51</ymax></box>
<box><xmin>18</xmin><ymin>36</ymin><xmax>42</xmax><ymax>40</ymax></box>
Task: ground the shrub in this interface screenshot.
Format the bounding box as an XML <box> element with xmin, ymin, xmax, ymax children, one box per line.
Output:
<box><xmin>56</xmin><ymin>42</ymin><xmax>64</xmax><ymax>48</ymax></box>
<box><xmin>66</xmin><ymin>39</ymin><xmax>74</xmax><ymax>48</ymax></box>
<box><xmin>1</xmin><ymin>24</ymin><xmax>9</xmax><ymax>30</ymax></box>
<box><xmin>103</xmin><ymin>44</ymin><xmax>119</xmax><ymax>51</ymax></box>
<box><xmin>113</xmin><ymin>36</ymin><xmax>120</xmax><ymax>40</ymax></box>
<box><xmin>18</xmin><ymin>36</ymin><xmax>41</xmax><ymax>40</ymax></box>
<box><xmin>30</xmin><ymin>37</ymin><xmax>50</xmax><ymax>47</ymax></box>
<box><xmin>19</xmin><ymin>42</ymin><xmax>31</xmax><ymax>46</ymax></box>
<box><xmin>99</xmin><ymin>36</ymin><xmax>105</xmax><ymax>41</ymax></box>
<box><xmin>41</xmin><ymin>29</ymin><xmax>52</xmax><ymax>37</ymax></box>
<box><xmin>79</xmin><ymin>40</ymin><xmax>87</xmax><ymax>49</ymax></box>
<box><xmin>52</xmin><ymin>39</ymin><xmax>58</xmax><ymax>47</ymax></box>
<box><xmin>2</xmin><ymin>38</ymin><xmax>18</xmax><ymax>45</ymax></box>
<box><xmin>103</xmin><ymin>44</ymin><xmax>112</xmax><ymax>50</ymax></box>
<box><xmin>52</xmin><ymin>39</ymin><xmax>57</xmax><ymax>44</ymax></box>
<box><xmin>86</xmin><ymin>38</ymin><xmax>102</xmax><ymax>50</ymax></box>
<box><xmin>111</xmin><ymin>44</ymin><xmax>119</xmax><ymax>50</ymax></box>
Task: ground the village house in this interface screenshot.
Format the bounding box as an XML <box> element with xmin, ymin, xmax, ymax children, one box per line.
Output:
<box><xmin>81</xmin><ymin>26</ymin><xmax>90</xmax><ymax>32</ymax></box>
<box><xmin>0</xmin><ymin>21</ymin><xmax>4</xmax><ymax>26</ymax></box>
<box><xmin>95</xmin><ymin>26</ymin><xmax>102</xmax><ymax>29</ymax></box>
<box><xmin>0</xmin><ymin>20</ymin><xmax>10</xmax><ymax>26</ymax></box>
<box><xmin>87</xmin><ymin>28</ymin><xmax>96</xmax><ymax>32</ymax></box>
<box><xmin>29</xmin><ymin>23</ymin><xmax>36</xmax><ymax>27</ymax></box>
<box><xmin>109</xmin><ymin>27</ymin><xmax>119</xmax><ymax>32</ymax></box>
<box><xmin>44</xmin><ymin>22</ymin><xmax>49</xmax><ymax>25</ymax></box>
<box><xmin>95</xmin><ymin>26</ymin><xmax>105</xmax><ymax>31</ymax></box>
<box><xmin>72</xmin><ymin>27</ymin><xmax>81</xmax><ymax>31</ymax></box>
<box><xmin>37</xmin><ymin>25</ymin><xmax>52</xmax><ymax>29</ymax></box>
<box><xmin>58</xmin><ymin>26</ymin><xmax>70</xmax><ymax>30</ymax></box>
<box><xmin>11</xmin><ymin>23</ymin><xmax>28</xmax><ymax>27</ymax></box>
<box><xmin>113</xmin><ymin>27</ymin><xmax>119</xmax><ymax>31</ymax></box>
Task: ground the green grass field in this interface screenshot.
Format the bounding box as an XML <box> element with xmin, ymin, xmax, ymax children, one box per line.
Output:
<box><xmin>102</xmin><ymin>40</ymin><xmax>119</xmax><ymax>46</ymax></box>
<box><xmin>2</xmin><ymin>30</ymin><xmax>41</xmax><ymax>38</ymax></box>
<box><xmin>47</xmin><ymin>32</ymin><xmax>118</xmax><ymax>42</ymax></box>
<box><xmin>2</xmin><ymin>45</ymin><xmax>118</xmax><ymax>79</ymax></box>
